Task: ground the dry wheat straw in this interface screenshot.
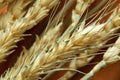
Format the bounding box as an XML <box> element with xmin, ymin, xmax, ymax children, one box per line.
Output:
<box><xmin>0</xmin><ymin>0</ymin><xmax>93</xmax><ymax>79</ymax></box>
<box><xmin>0</xmin><ymin>0</ymin><xmax>70</xmax><ymax>79</ymax></box>
<box><xmin>0</xmin><ymin>0</ymin><xmax>58</xmax><ymax>62</ymax></box>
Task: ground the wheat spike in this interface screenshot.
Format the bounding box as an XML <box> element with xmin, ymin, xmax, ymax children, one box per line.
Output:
<box><xmin>53</xmin><ymin>0</ymin><xmax>96</xmax><ymax>79</ymax></box>
<box><xmin>0</xmin><ymin>0</ymin><xmax>33</xmax><ymax>62</ymax></box>
<box><xmin>59</xmin><ymin>1</ymin><xmax>120</xmax><ymax>79</ymax></box>
<box><xmin>0</xmin><ymin>22</ymin><xmax>63</xmax><ymax>80</ymax></box>
<box><xmin>0</xmin><ymin>0</ymin><xmax>59</xmax><ymax>62</ymax></box>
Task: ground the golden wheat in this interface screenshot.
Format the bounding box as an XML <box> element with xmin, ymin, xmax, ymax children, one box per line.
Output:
<box><xmin>0</xmin><ymin>0</ymin><xmax>59</xmax><ymax>62</ymax></box>
<box><xmin>0</xmin><ymin>0</ymin><xmax>120</xmax><ymax>80</ymax></box>
<box><xmin>59</xmin><ymin>1</ymin><xmax>120</xmax><ymax>79</ymax></box>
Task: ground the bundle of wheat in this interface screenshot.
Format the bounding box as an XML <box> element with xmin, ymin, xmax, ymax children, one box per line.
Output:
<box><xmin>0</xmin><ymin>0</ymin><xmax>120</xmax><ymax>80</ymax></box>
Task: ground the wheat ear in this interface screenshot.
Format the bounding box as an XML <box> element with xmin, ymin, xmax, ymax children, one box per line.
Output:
<box><xmin>0</xmin><ymin>0</ymin><xmax>114</xmax><ymax>79</ymax></box>
<box><xmin>1</xmin><ymin>0</ymin><xmax>117</xmax><ymax>80</ymax></box>
<box><xmin>0</xmin><ymin>0</ymin><xmax>58</xmax><ymax>62</ymax></box>
<box><xmin>0</xmin><ymin>21</ymin><xmax>63</xmax><ymax>80</ymax></box>
<box><xmin>0</xmin><ymin>0</ymin><xmax>71</xmax><ymax>78</ymax></box>
<box><xmin>0</xmin><ymin>0</ymin><xmax>33</xmax><ymax>62</ymax></box>
<box><xmin>59</xmin><ymin>0</ymin><xmax>120</xmax><ymax>79</ymax></box>
<box><xmin>50</xmin><ymin>0</ymin><xmax>96</xmax><ymax>79</ymax></box>
<box><xmin>42</xmin><ymin>0</ymin><xmax>97</xmax><ymax>79</ymax></box>
<box><xmin>0</xmin><ymin>0</ymin><xmax>93</xmax><ymax>79</ymax></box>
